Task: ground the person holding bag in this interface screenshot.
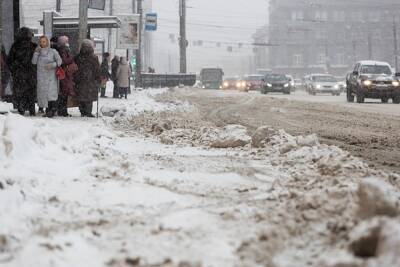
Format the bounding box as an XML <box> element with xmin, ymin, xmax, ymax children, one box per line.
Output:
<box><xmin>32</xmin><ymin>36</ymin><xmax>62</xmax><ymax>118</ymax></box>
<box><xmin>57</xmin><ymin>36</ymin><xmax>78</xmax><ymax>117</ymax></box>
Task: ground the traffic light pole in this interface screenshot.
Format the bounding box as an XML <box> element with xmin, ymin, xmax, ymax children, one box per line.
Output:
<box><xmin>179</xmin><ymin>0</ymin><xmax>187</xmax><ymax>73</ymax></box>
<box><xmin>135</xmin><ymin>0</ymin><xmax>143</xmax><ymax>88</ymax></box>
<box><xmin>78</xmin><ymin>0</ymin><xmax>88</xmax><ymax>47</ymax></box>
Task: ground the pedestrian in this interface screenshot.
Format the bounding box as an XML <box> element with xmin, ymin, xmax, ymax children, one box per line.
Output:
<box><xmin>100</xmin><ymin>52</ymin><xmax>111</xmax><ymax>98</ymax></box>
<box><xmin>7</xmin><ymin>27</ymin><xmax>37</xmax><ymax>116</ymax></box>
<box><xmin>74</xmin><ymin>39</ymin><xmax>101</xmax><ymax>117</ymax></box>
<box><xmin>116</xmin><ymin>57</ymin><xmax>131</xmax><ymax>99</ymax></box>
<box><xmin>111</xmin><ymin>55</ymin><xmax>120</xmax><ymax>98</ymax></box>
<box><xmin>57</xmin><ymin>36</ymin><xmax>78</xmax><ymax>117</ymax></box>
<box><xmin>1</xmin><ymin>45</ymin><xmax>10</xmax><ymax>101</ymax></box>
<box><xmin>32</xmin><ymin>36</ymin><xmax>62</xmax><ymax>118</ymax></box>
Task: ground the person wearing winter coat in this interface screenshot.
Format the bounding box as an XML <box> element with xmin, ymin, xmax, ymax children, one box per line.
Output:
<box><xmin>57</xmin><ymin>36</ymin><xmax>78</xmax><ymax>117</ymax></box>
<box><xmin>116</xmin><ymin>57</ymin><xmax>131</xmax><ymax>99</ymax></box>
<box><xmin>7</xmin><ymin>27</ymin><xmax>37</xmax><ymax>115</ymax></box>
<box><xmin>100</xmin><ymin>52</ymin><xmax>111</xmax><ymax>98</ymax></box>
<box><xmin>32</xmin><ymin>36</ymin><xmax>62</xmax><ymax>118</ymax></box>
<box><xmin>1</xmin><ymin>45</ymin><xmax>10</xmax><ymax>100</ymax></box>
<box><xmin>74</xmin><ymin>40</ymin><xmax>101</xmax><ymax>117</ymax></box>
<box><xmin>111</xmin><ymin>56</ymin><xmax>120</xmax><ymax>98</ymax></box>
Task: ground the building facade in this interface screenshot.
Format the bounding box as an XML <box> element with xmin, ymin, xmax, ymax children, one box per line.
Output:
<box><xmin>268</xmin><ymin>0</ymin><xmax>400</xmax><ymax>78</ymax></box>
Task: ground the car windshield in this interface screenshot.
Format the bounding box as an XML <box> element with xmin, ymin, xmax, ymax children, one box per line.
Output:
<box><xmin>361</xmin><ymin>65</ymin><xmax>392</xmax><ymax>75</ymax></box>
<box><xmin>312</xmin><ymin>76</ymin><xmax>337</xmax><ymax>82</ymax></box>
<box><xmin>266</xmin><ymin>74</ymin><xmax>288</xmax><ymax>82</ymax></box>
<box><xmin>246</xmin><ymin>76</ymin><xmax>263</xmax><ymax>81</ymax></box>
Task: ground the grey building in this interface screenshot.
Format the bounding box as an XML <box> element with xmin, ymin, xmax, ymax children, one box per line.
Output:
<box><xmin>268</xmin><ymin>0</ymin><xmax>400</xmax><ymax>78</ymax></box>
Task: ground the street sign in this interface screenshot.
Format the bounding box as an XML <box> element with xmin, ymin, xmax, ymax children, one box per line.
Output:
<box><xmin>117</xmin><ymin>14</ymin><xmax>140</xmax><ymax>50</ymax></box>
<box><xmin>89</xmin><ymin>0</ymin><xmax>106</xmax><ymax>10</ymax></box>
<box><xmin>145</xmin><ymin>13</ymin><xmax>157</xmax><ymax>31</ymax></box>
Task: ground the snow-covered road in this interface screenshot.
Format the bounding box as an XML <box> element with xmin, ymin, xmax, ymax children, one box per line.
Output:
<box><xmin>1</xmin><ymin>87</ymin><xmax>400</xmax><ymax>267</ymax></box>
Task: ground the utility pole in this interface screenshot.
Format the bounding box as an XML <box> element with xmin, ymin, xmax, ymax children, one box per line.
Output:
<box><xmin>132</xmin><ymin>0</ymin><xmax>136</xmax><ymax>13</ymax></box>
<box><xmin>108</xmin><ymin>0</ymin><xmax>113</xmax><ymax>52</ymax></box>
<box><xmin>368</xmin><ymin>33</ymin><xmax>373</xmax><ymax>59</ymax></box>
<box><xmin>393</xmin><ymin>16</ymin><xmax>399</xmax><ymax>71</ymax></box>
<box><xmin>78</xmin><ymin>0</ymin><xmax>89</xmax><ymax>47</ymax></box>
<box><xmin>179</xmin><ymin>0</ymin><xmax>187</xmax><ymax>73</ymax></box>
<box><xmin>56</xmin><ymin>0</ymin><xmax>61</xmax><ymax>12</ymax></box>
<box><xmin>135</xmin><ymin>0</ymin><xmax>143</xmax><ymax>87</ymax></box>
<box><xmin>0</xmin><ymin>0</ymin><xmax>2</xmax><ymax>98</ymax></box>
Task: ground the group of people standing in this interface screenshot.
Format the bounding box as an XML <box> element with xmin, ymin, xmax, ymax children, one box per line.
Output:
<box><xmin>1</xmin><ymin>27</ymin><xmax>131</xmax><ymax>118</ymax></box>
<box><xmin>101</xmin><ymin>53</ymin><xmax>131</xmax><ymax>100</ymax></box>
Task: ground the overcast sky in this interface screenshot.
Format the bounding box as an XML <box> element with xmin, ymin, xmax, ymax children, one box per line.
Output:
<box><xmin>151</xmin><ymin>0</ymin><xmax>269</xmax><ymax>75</ymax></box>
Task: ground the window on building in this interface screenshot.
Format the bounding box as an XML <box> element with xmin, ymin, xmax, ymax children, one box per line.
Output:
<box><xmin>317</xmin><ymin>53</ymin><xmax>326</xmax><ymax>64</ymax></box>
<box><xmin>315</xmin><ymin>10</ymin><xmax>328</xmax><ymax>21</ymax></box>
<box><xmin>333</xmin><ymin>11</ymin><xmax>346</xmax><ymax>22</ymax></box>
<box><xmin>291</xmin><ymin>11</ymin><xmax>304</xmax><ymax>21</ymax></box>
<box><xmin>336</xmin><ymin>53</ymin><xmax>346</xmax><ymax>65</ymax></box>
<box><xmin>351</xmin><ymin>11</ymin><xmax>363</xmax><ymax>22</ymax></box>
<box><xmin>368</xmin><ymin>11</ymin><xmax>380</xmax><ymax>22</ymax></box>
<box><xmin>316</xmin><ymin>29</ymin><xmax>327</xmax><ymax>39</ymax></box>
<box><xmin>293</xmin><ymin>54</ymin><xmax>303</xmax><ymax>66</ymax></box>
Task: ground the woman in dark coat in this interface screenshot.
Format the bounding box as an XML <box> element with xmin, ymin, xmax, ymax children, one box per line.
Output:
<box><xmin>57</xmin><ymin>36</ymin><xmax>78</xmax><ymax>117</ymax></box>
<box><xmin>111</xmin><ymin>56</ymin><xmax>120</xmax><ymax>98</ymax></box>
<box><xmin>1</xmin><ymin>45</ymin><xmax>10</xmax><ymax>100</ymax></box>
<box><xmin>74</xmin><ymin>40</ymin><xmax>101</xmax><ymax>117</ymax></box>
<box><xmin>7</xmin><ymin>27</ymin><xmax>37</xmax><ymax>115</ymax></box>
<box><xmin>100</xmin><ymin>52</ymin><xmax>110</xmax><ymax>98</ymax></box>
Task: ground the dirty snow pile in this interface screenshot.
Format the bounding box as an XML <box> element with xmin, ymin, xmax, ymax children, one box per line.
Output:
<box><xmin>1</xmin><ymin>88</ymin><xmax>400</xmax><ymax>267</ymax></box>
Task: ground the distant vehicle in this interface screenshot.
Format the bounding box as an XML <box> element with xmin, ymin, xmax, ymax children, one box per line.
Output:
<box><xmin>307</xmin><ymin>74</ymin><xmax>341</xmax><ymax>96</ymax></box>
<box><xmin>294</xmin><ymin>79</ymin><xmax>303</xmax><ymax>90</ymax></box>
<box><xmin>286</xmin><ymin>75</ymin><xmax>296</xmax><ymax>91</ymax></box>
<box><xmin>200</xmin><ymin>68</ymin><xmax>224</xmax><ymax>89</ymax></box>
<box><xmin>244</xmin><ymin>74</ymin><xmax>264</xmax><ymax>90</ymax></box>
<box><xmin>335</xmin><ymin>76</ymin><xmax>347</xmax><ymax>92</ymax></box>
<box><xmin>222</xmin><ymin>77</ymin><xmax>243</xmax><ymax>90</ymax></box>
<box><xmin>346</xmin><ymin>61</ymin><xmax>400</xmax><ymax>103</ymax></box>
<box><xmin>261</xmin><ymin>73</ymin><xmax>291</xmax><ymax>94</ymax></box>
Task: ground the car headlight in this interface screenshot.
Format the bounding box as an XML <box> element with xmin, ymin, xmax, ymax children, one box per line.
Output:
<box><xmin>334</xmin><ymin>84</ymin><xmax>339</xmax><ymax>89</ymax></box>
<box><xmin>266</xmin><ymin>83</ymin><xmax>272</xmax><ymax>87</ymax></box>
<box><xmin>236</xmin><ymin>82</ymin><xmax>241</xmax><ymax>87</ymax></box>
<box><xmin>223</xmin><ymin>82</ymin><xmax>229</xmax><ymax>87</ymax></box>
<box><xmin>290</xmin><ymin>81</ymin><xmax>295</xmax><ymax>86</ymax></box>
<box><xmin>392</xmin><ymin>81</ymin><xmax>400</xmax><ymax>87</ymax></box>
<box><xmin>241</xmin><ymin>81</ymin><xmax>246</xmax><ymax>87</ymax></box>
<box><xmin>363</xmin><ymin>80</ymin><xmax>372</xmax><ymax>86</ymax></box>
<box><xmin>284</xmin><ymin>83</ymin><xmax>289</xmax><ymax>88</ymax></box>
<box><xmin>316</xmin><ymin>84</ymin><xmax>321</xmax><ymax>89</ymax></box>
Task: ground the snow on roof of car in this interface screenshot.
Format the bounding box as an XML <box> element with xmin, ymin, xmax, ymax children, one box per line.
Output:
<box><xmin>357</xmin><ymin>60</ymin><xmax>391</xmax><ymax>66</ymax></box>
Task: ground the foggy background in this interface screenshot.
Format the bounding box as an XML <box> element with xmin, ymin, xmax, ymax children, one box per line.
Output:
<box><xmin>152</xmin><ymin>0</ymin><xmax>269</xmax><ymax>75</ymax></box>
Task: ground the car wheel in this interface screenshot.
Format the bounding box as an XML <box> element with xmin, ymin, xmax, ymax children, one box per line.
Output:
<box><xmin>393</xmin><ymin>95</ymin><xmax>400</xmax><ymax>104</ymax></box>
<box><xmin>347</xmin><ymin>88</ymin><xmax>355</xmax><ymax>102</ymax></box>
<box><xmin>356</xmin><ymin>90</ymin><xmax>365</xmax><ymax>103</ymax></box>
<box><xmin>381</xmin><ymin>97</ymin><xmax>389</xmax><ymax>103</ymax></box>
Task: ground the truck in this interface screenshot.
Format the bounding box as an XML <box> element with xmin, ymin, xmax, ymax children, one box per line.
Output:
<box><xmin>200</xmin><ymin>68</ymin><xmax>224</xmax><ymax>89</ymax></box>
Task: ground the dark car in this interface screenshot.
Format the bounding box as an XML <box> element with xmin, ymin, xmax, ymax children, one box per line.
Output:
<box><xmin>346</xmin><ymin>61</ymin><xmax>400</xmax><ymax>103</ymax></box>
<box><xmin>244</xmin><ymin>74</ymin><xmax>264</xmax><ymax>90</ymax></box>
<box><xmin>261</xmin><ymin>74</ymin><xmax>291</xmax><ymax>94</ymax></box>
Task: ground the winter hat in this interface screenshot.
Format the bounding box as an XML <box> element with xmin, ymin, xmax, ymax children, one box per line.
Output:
<box><xmin>58</xmin><ymin>36</ymin><xmax>69</xmax><ymax>46</ymax></box>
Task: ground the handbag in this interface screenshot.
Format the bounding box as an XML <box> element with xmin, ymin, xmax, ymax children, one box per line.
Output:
<box><xmin>67</xmin><ymin>95</ymin><xmax>79</xmax><ymax>108</ymax></box>
<box><xmin>56</xmin><ymin>67</ymin><xmax>66</xmax><ymax>80</ymax></box>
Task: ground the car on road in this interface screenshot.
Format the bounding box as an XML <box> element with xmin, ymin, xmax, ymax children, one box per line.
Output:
<box><xmin>222</xmin><ymin>77</ymin><xmax>247</xmax><ymax>91</ymax></box>
<box><xmin>346</xmin><ymin>61</ymin><xmax>400</xmax><ymax>103</ymax></box>
<box><xmin>244</xmin><ymin>74</ymin><xmax>264</xmax><ymax>91</ymax></box>
<box><xmin>307</xmin><ymin>74</ymin><xmax>341</xmax><ymax>96</ymax></box>
<box><xmin>261</xmin><ymin>74</ymin><xmax>291</xmax><ymax>94</ymax></box>
<box><xmin>200</xmin><ymin>68</ymin><xmax>224</xmax><ymax>89</ymax></box>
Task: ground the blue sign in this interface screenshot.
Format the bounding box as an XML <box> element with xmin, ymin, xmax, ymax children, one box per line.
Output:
<box><xmin>145</xmin><ymin>13</ymin><xmax>157</xmax><ymax>31</ymax></box>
